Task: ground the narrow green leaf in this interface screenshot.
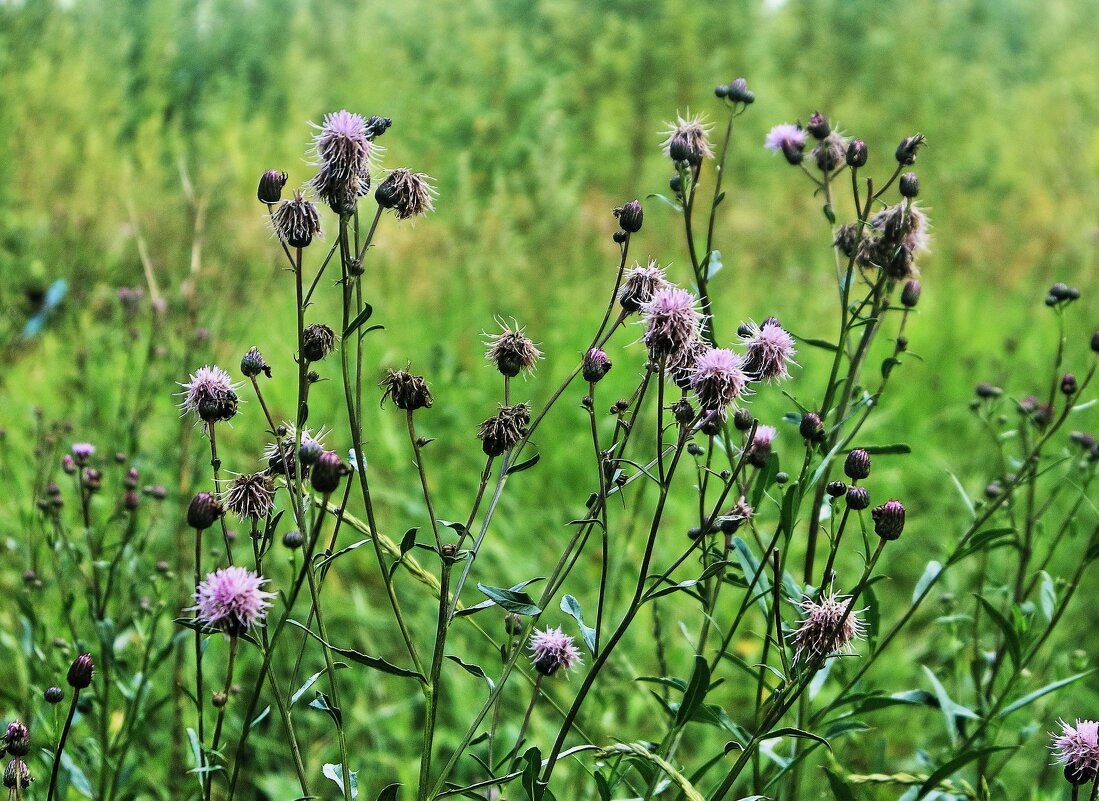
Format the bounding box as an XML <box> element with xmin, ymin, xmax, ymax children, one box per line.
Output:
<box><xmin>974</xmin><ymin>594</ymin><xmax>1020</xmax><ymax>668</ymax></box>
<box><xmin>343</xmin><ymin>303</ymin><xmax>375</xmax><ymax>338</ymax></box>
<box><xmin>476</xmin><ymin>583</ymin><xmax>542</xmax><ymax>616</ymax></box>
<box><xmin>560</xmin><ymin>595</ymin><xmax>597</xmax><ymax>654</ymax></box>
<box><xmin>999</xmin><ymin>670</ymin><xmax>1095</xmax><ymax>718</ymax></box>
<box><xmin>445</xmin><ymin>655</ymin><xmax>496</xmax><ymax>692</ymax></box>
<box><xmin>506</xmin><ymin>454</ymin><xmax>540</xmax><ymax>475</ymax></box>
<box><xmin>913</xmin><ymin>561</ymin><xmax>942</xmax><ymax>602</ymax></box>
<box><xmin>676</xmin><ymin>656</ymin><xmax>711</xmax><ymax>726</ymax></box>
<box><xmin>760</xmin><ymin>726</ymin><xmax>831</xmax><ymax>751</ymax></box>
<box><xmin>288</xmin><ymin>619</ymin><xmax>425</xmax><ymax>681</ymax></box>
<box><xmin>915</xmin><ymin>746</ymin><xmax>1015</xmax><ymax>799</ymax></box>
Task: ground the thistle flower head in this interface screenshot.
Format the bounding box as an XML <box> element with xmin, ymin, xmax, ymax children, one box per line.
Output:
<box><xmin>619</xmin><ymin>260</ymin><xmax>670</xmax><ymax>313</ymax></box>
<box><xmin>661</xmin><ymin>113</ymin><xmax>714</xmax><ymax>164</ymax></box>
<box><xmin>3</xmin><ymin>759</ymin><xmax>30</xmax><ymax>790</ymax></box>
<box><xmin>309</xmin><ymin>110</ymin><xmax>373</xmax><ymax>214</ymax></box>
<box><xmin>193</xmin><ymin>566</ymin><xmax>274</xmax><ymax>635</ymax></box>
<box><xmin>582</xmin><ymin>348</ymin><xmax>613</xmax><ymax>383</ymax></box>
<box><xmin>741</xmin><ymin>320</ymin><xmax>797</xmax><ymax>382</ymax></box>
<box><xmin>641</xmin><ymin>287</ymin><xmax>703</xmax><ymax>360</ymax></box>
<box><xmin>302</xmin><ymin>323</ymin><xmax>337</xmax><ymax>362</ymax></box>
<box><xmin>264</xmin><ymin>424</ymin><xmax>328</xmax><ymax>480</ymax></box>
<box><xmin>178</xmin><ymin>365</ymin><xmax>241</xmax><ymax>428</ymax></box>
<box><xmin>666</xmin><ymin>337</ymin><xmax>709</xmax><ymax>392</ymax></box>
<box><xmin>311</xmin><ymin>450</ymin><xmax>351</xmax><ymax>494</ymax></box>
<box><xmin>375</xmin><ymin>168</ymin><xmax>436</xmax><ymax>219</ymax></box>
<box><xmin>529</xmin><ymin>626</ymin><xmax>582</xmax><ymax>677</ymax></box>
<box><xmin>790</xmin><ymin>589</ymin><xmax>865</xmax><ymax>664</ymax></box>
<box><xmin>272</xmin><ymin>191</ymin><xmax>323</xmax><ymax>248</ymax></box>
<box><xmin>1051</xmin><ymin>719</ymin><xmax>1099</xmax><ymax>782</ymax></box>
<box><xmin>691</xmin><ymin>348</ymin><xmax>749</xmax><ymax>410</ymax></box>
<box><xmin>3</xmin><ymin>721</ymin><xmax>29</xmax><ymax>757</ymax></box>
<box><xmin>746</xmin><ymin>424</ymin><xmax>776</xmax><ymax>468</ymax></box>
<box><xmin>380</xmin><ymin>368</ymin><xmax>433</xmax><ymax>411</ymax></box>
<box><xmin>222</xmin><ymin>472</ymin><xmax>276</xmax><ymax>520</ymax></box>
<box><xmin>67</xmin><ymin>653</ymin><xmax>94</xmax><ymax>689</ymax></box>
<box><xmin>477</xmin><ymin>403</ymin><xmax>531</xmax><ymax>457</ymax></box>
<box><xmin>71</xmin><ymin>442</ymin><xmax>96</xmax><ymax>465</ymax></box>
<box><xmin>765</xmin><ymin>123</ymin><xmax>807</xmax><ymax>165</ymax></box>
<box><xmin>811</xmin><ymin>131</ymin><xmax>849</xmax><ymax>173</ymax></box>
<box><xmin>484</xmin><ymin>321</ymin><xmax>543</xmax><ymax>378</ymax></box>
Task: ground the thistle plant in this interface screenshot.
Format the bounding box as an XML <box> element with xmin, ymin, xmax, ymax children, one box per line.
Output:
<box><xmin>3</xmin><ymin>76</ymin><xmax>1097</xmax><ymax>801</ymax></box>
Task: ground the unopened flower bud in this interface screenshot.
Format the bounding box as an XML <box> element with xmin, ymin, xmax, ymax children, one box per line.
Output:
<box><xmin>612</xmin><ymin>230</ymin><xmax>627</xmax><ymax>244</ymax></box>
<box><xmin>895</xmin><ymin>134</ymin><xmax>926</xmax><ymax>165</ymax></box>
<box><xmin>672</xmin><ymin>399</ymin><xmax>695</xmax><ymax>425</ymax></box>
<box><xmin>806</xmin><ymin>112</ymin><xmax>830</xmax><ymax>140</ymax></box>
<box><xmin>726</xmin><ymin>78</ymin><xmax>754</xmax><ymax>104</ymax></box>
<box><xmin>67</xmin><ymin>653</ymin><xmax>95</xmax><ymax>689</ymax></box>
<box><xmin>826</xmin><ymin>481</ymin><xmax>847</xmax><ymax>498</ymax></box>
<box><xmin>212</xmin><ymin>692</ymin><xmax>227</xmax><ymax>708</ymax></box>
<box><xmin>844</xmin><ymin>448</ymin><xmax>871</xmax><ymax>480</ymax></box>
<box><xmin>257</xmin><ymin>170</ymin><xmax>287</xmax><ymax>204</ymax></box>
<box><xmin>282</xmin><ymin>530</ymin><xmax>304</xmax><ymax>549</ymax></box>
<box><xmin>4</xmin><ymin>722</ymin><xmax>30</xmax><ymax>757</ymax></box>
<box><xmin>3</xmin><ymin>759</ymin><xmax>30</xmax><ymax>790</ymax></box>
<box><xmin>846</xmin><ymin>486</ymin><xmax>871</xmax><ymax>510</ymax></box>
<box><xmin>44</xmin><ymin>687</ymin><xmax>64</xmax><ymax>704</ymax></box>
<box><xmin>899</xmin><ymin>172</ymin><xmax>920</xmax><ymax>198</ymax></box>
<box><xmin>975</xmin><ymin>383</ymin><xmax>1002</xmax><ymax>398</ymax></box>
<box><xmin>1062</xmin><ymin>373</ymin><xmax>1077</xmax><ymax>396</ymax></box>
<box><xmin>187</xmin><ymin>492</ymin><xmax>224</xmax><ymax>531</ymax></box>
<box><xmin>845</xmin><ymin>139</ymin><xmax>868</xmax><ymax>168</ymax></box>
<box><xmin>61</xmin><ymin>454</ymin><xmax>76</xmax><ymax>474</ymax></box>
<box><xmin>123</xmin><ymin>491</ymin><xmax>140</xmax><ymax>511</ymax></box>
<box><xmin>901</xmin><ymin>280</ymin><xmax>922</xmax><ymax>308</ymax></box>
<box><xmin>311</xmin><ymin>451</ymin><xmax>351</xmax><ymax>494</ymax></box>
<box><xmin>614</xmin><ymin>200</ymin><xmax>644</xmax><ymax>233</ymax></box>
<box><xmin>505</xmin><ymin>613</ymin><xmax>523</xmax><ymax>636</ymax></box>
<box><xmin>733</xmin><ymin>408</ymin><xmax>753</xmax><ymax>431</ymax></box>
<box><xmin>123</xmin><ymin>468</ymin><xmax>139</xmax><ymax>489</ymax></box>
<box><xmin>799</xmin><ymin>412</ymin><xmax>825</xmax><ymax>443</ymax></box>
<box><xmin>1091</xmin><ymin>331</ymin><xmax>1099</xmax><ymax>353</ymax></box>
<box><xmin>871</xmin><ymin>499</ymin><xmax>906</xmax><ymax>540</ymax></box>
<box><xmin>582</xmin><ymin>348</ymin><xmax>613</xmax><ymax>383</ymax></box>
<box><xmin>299</xmin><ymin>438</ymin><xmax>323</xmax><ymax>466</ymax></box>
<box><xmin>241</xmin><ymin>347</ymin><xmax>272</xmax><ymax>379</ymax></box>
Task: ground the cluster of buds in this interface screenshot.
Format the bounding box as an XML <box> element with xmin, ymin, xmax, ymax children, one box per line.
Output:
<box><xmin>1045</xmin><ymin>282</ymin><xmax>1081</xmax><ymax>308</ymax></box>
<box><xmin>714</xmin><ymin>77</ymin><xmax>754</xmax><ymax>105</ymax></box>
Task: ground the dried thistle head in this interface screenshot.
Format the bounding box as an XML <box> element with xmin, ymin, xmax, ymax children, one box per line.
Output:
<box><xmin>272</xmin><ymin>191</ymin><xmax>323</xmax><ymax>248</ymax></box>
<box><xmin>811</xmin><ymin>131</ymin><xmax>848</xmax><ymax>173</ymax></box>
<box><xmin>257</xmin><ymin>169</ymin><xmax>288</xmax><ymax>204</ymax></box>
<box><xmin>302</xmin><ymin>323</ymin><xmax>337</xmax><ymax>362</ymax></box>
<box><xmin>263</xmin><ymin>424</ymin><xmax>328</xmax><ymax>480</ymax></box>
<box><xmin>789</xmin><ymin>589</ymin><xmax>865</xmax><ymax>664</ymax></box>
<box><xmin>375</xmin><ymin>168</ymin><xmax>436</xmax><ymax>219</ymax></box>
<box><xmin>485</xmin><ymin>321</ymin><xmax>542</xmax><ymax>378</ymax></box>
<box><xmin>666</xmin><ymin>337</ymin><xmax>709</xmax><ymax>392</ymax></box>
<box><xmin>661</xmin><ymin>113</ymin><xmax>714</xmax><ymax>165</ymax></box>
<box><xmin>477</xmin><ymin>403</ymin><xmax>531</xmax><ymax>456</ymax></box>
<box><xmin>222</xmin><ymin>472</ymin><xmax>276</xmax><ymax>520</ymax></box>
<box><xmin>619</xmin><ymin>260</ymin><xmax>669</xmax><ymax>313</ymax></box>
<box><xmin>380</xmin><ymin>368</ymin><xmax>433</xmax><ymax>411</ymax></box>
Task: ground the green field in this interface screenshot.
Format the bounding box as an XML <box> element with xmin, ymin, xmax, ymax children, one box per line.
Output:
<box><xmin>2</xmin><ymin>1</ymin><xmax>1098</xmax><ymax>800</ymax></box>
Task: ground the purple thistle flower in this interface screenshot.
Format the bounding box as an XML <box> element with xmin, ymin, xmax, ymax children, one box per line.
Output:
<box><xmin>741</xmin><ymin>319</ymin><xmax>797</xmax><ymax>382</ymax></box>
<box><xmin>660</xmin><ymin>113</ymin><xmax>714</xmax><ymax>164</ymax></box>
<box><xmin>193</xmin><ymin>566</ymin><xmax>274</xmax><ymax>635</ymax></box>
<box><xmin>790</xmin><ymin>589</ymin><xmax>865</xmax><ymax>664</ymax></box>
<box><xmin>1051</xmin><ymin>719</ymin><xmax>1099</xmax><ymax>782</ymax></box>
<box><xmin>71</xmin><ymin>443</ymin><xmax>96</xmax><ymax>465</ymax></box>
<box><xmin>178</xmin><ymin>365</ymin><xmax>241</xmax><ymax>429</ymax></box>
<box><xmin>529</xmin><ymin>626</ymin><xmax>582</xmax><ymax>677</ymax></box>
<box><xmin>619</xmin><ymin>259</ymin><xmax>670</xmax><ymax>313</ymax></box>
<box><xmin>691</xmin><ymin>348</ymin><xmax>749</xmax><ymax>410</ymax></box>
<box><xmin>811</xmin><ymin>131</ymin><xmax>849</xmax><ymax>173</ymax></box>
<box><xmin>642</xmin><ymin>287</ymin><xmax>704</xmax><ymax>360</ymax></box>
<box><xmin>666</xmin><ymin>337</ymin><xmax>709</xmax><ymax>391</ymax></box>
<box><xmin>309</xmin><ymin>110</ymin><xmax>374</xmax><ymax>214</ymax></box>
<box><xmin>765</xmin><ymin>123</ymin><xmax>807</xmax><ymax>165</ymax></box>
<box><xmin>746</xmin><ymin>424</ymin><xmax>776</xmax><ymax>468</ymax></box>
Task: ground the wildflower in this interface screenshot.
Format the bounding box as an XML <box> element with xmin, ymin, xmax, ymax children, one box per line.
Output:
<box><xmin>826</xmin><ymin>481</ymin><xmax>847</xmax><ymax>498</ymax></box>
<box><xmin>67</xmin><ymin>653</ymin><xmax>94</xmax><ymax>689</ymax></box>
<box><xmin>477</xmin><ymin>403</ymin><xmax>531</xmax><ymax>457</ymax></box>
<box><xmin>613</xmin><ymin>200</ymin><xmax>644</xmax><ymax>233</ymax></box>
<box><xmin>871</xmin><ymin>499</ymin><xmax>906</xmax><ymax>540</ymax></box>
<box><xmin>375</xmin><ymin>168</ymin><xmax>436</xmax><ymax>219</ymax></box>
<box><xmin>899</xmin><ymin>172</ymin><xmax>920</xmax><ymax>198</ymax></box>
<box><xmin>718</xmin><ymin>496</ymin><xmax>754</xmax><ymax>534</ymax></box>
<box><xmin>811</xmin><ymin>131</ymin><xmax>848</xmax><ymax>173</ymax></box>
<box><xmin>799</xmin><ymin>412</ymin><xmax>825</xmax><ymax>443</ymax></box>
<box><xmin>806</xmin><ymin>112</ymin><xmax>830</xmax><ymax>139</ymax></box>
<box><xmin>746</xmin><ymin>425</ymin><xmax>776</xmax><ymax>468</ymax></box>
<box><xmin>302</xmin><ymin>323</ymin><xmax>337</xmax><ymax>362</ymax></box>
<box><xmin>309</xmin><ymin>110</ymin><xmax>373</xmax><ymax>214</ymax></box>
<box><xmin>222</xmin><ymin>473</ymin><xmax>276</xmax><ymax>520</ymax></box>
<box><xmin>790</xmin><ymin>590</ymin><xmax>865</xmax><ymax>663</ymax></box>
<box><xmin>44</xmin><ymin>687</ymin><xmax>64</xmax><ymax>704</ymax></box>
<box><xmin>846</xmin><ymin>486</ymin><xmax>871</xmax><ymax>510</ymax></box>
<box><xmin>844</xmin><ymin>448</ymin><xmax>871</xmax><ymax>480</ymax></box>
<box><xmin>240</xmin><ymin>346</ymin><xmax>272</xmax><ymax>379</ymax></box>
<box><xmin>691</xmin><ymin>348</ymin><xmax>748</xmax><ymax>411</ymax></box>
<box><xmin>311</xmin><ymin>450</ymin><xmax>351</xmax><ymax>494</ymax></box>
<box><xmin>901</xmin><ymin>280</ymin><xmax>922</xmax><ymax>308</ymax></box>
<box><xmin>264</xmin><ymin>423</ymin><xmax>328</xmax><ymax>480</ymax></box>
<box><xmin>582</xmin><ymin>348</ymin><xmax>613</xmax><ymax>383</ymax></box>
<box><xmin>1051</xmin><ymin>719</ymin><xmax>1099</xmax><ymax>784</ymax></box>
<box><xmin>505</xmin><ymin>613</ymin><xmax>523</xmax><ymax>636</ymax></box>
<box><xmin>380</xmin><ymin>368</ymin><xmax>433</xmax><ymax>411</ymax></box>
<box><xmin>725</xmin><ymin>77</ymin><xmax>754</xmax><ymax>104</ymax></box>
<box><xmin>3</xmin><ymin>759</ymin><xmax>30</xmax><ymax>791</ymax></box>
<box><xmin>764</xmin><ymin>123</ymin><xmax>807</xmax><ymax>165</ymax></box>
<box><xmin>846</xmin><ymin>139</ymin><xmax>868</xmax><ymax>168</ymax></box>
<box><xmin>1062</xmin><ymin>374</ymin><xmax>1078</xmax><ymax>396</ymax></box>
<box><xmin>895</xmin><ymin>133</ymin><xmax>926</xmax><ymax>165</ymax></box>
<box><xmin>193</xmin><ymin>566</ymin><xmax>274</xmax><ymax>635</ymax></box>
<box><xmin>272</xmin><ymin>191</ymin><xmax>323</xmax><ymax>248</ymax></box>
<box><xmin>661</xmin><ymin>113</ymin><xmax>714</xmax><ymax>165</ymax></box>
<box><xmin>666</xmin><ymin>337</ymin><xmax>709</xmax><ymax>391</ymax></box>
<box><xmin>257</xmin><ymin>169</ymin><xmax>288</xmax><ymax>204</ymax></box>
<box><xmin>733</xmin><ymin>407</ymin><xmax>754</xmax><ymax>431</ymax></box>
<box><xmin>60</xmin><ymin>454</ymin><xmax>76</xmax><ymax>474</ymax></box>
<box><xmin>641</xmin><ymin>287</ymin><xmax>703</xmax><ymax>359</ymax></box>
<box><xmin>179</xmin><ymin>365</ymin><xmax>241</xmax><ymax>427</ymax></box>
<box><xmin>619</xmin><ymin>260</ymin><xmax>669</xmax><ymax>313</ymax></box>
<box><xmin>529</xmin><ymin>626</ymin><xmax>582</xmax><ymax>676</ymax></box>
<box><xmin>741</xmin><ymin>319</ymin><xmax>797</xmax><ymax>382</ymax></box>
<box><xmin>3</xmin><ymin>722</ymin><xmax>29</xmax><ymax>757</ymax></box>
<box><xmin>485</xmin><ymin>321</ymin><xmax>542</xmax><ymax>378</ymax></box>
<box><xmin>71</xmin><ymin>442</ymin><xmax>95</xmax><ymax>465</ymax></box>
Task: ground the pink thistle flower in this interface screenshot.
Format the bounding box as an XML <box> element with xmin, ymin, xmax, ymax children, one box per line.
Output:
<box><xmin>765</xmin><ymin>123</ymin><xmax>807</xmax><ymax>165</ymax></box>
<box><xmin>619</xmin><ymin>259</ymin><xmax>670</xmax><ymax>313</ymax></box>
<box><xmin>660</xmin><ymin>113</ymin><xmax>714</xmax><ymax>164</ymax></box>
<box><xmin>811</xmin><ymin>131</ymin><xmax>849</xmax><ymax>173</ymax></box>
<box><xmin>642</xmin><ymin>287</ymin><xmax>704</xmax><ymax>359</ymax></box>
<box><xmin>746</xmin><ymin>424</ymin><xmax>776</xmax><ymax>468</ymax></box>
<box><xmin>789</xmin><ymin>589</ymin><xmax>865</xmax><ymax>664</ymax></box>
<box><xmin>193</xmin><ymin>566</ymin><xmax>274</xmax><ymax>635</ymax></box>
<box><xmin>178</xmin><ymin>365</ymin><xmax>241</xmax><ymax>429</ymax></box>
<box><xmin>691</xmin><ymin>348</ymin><xmax>749</xmax><ymax>410</ymax></box>
<box><xmin>71</xmin><ymin>443</ymin><xmax>96</xmax><ymax>465</ymax></box>
<box><xmin>666</xmin><ymin>337</ymin><xmax>709</xmax><ymax>391</ymax></box>
<box><xmin>309</xmin><ymin>110</ymin><xmax>374</xmax><ymax>214</ymax></box>
<box><xmin>529</xmin><ymin>626</ymin><xmax>582</xmax><ymax>677</ymax></box>
<box><xmin>1051</xmin><ymin>719</ymin><xmax>1099</xmax><ymax>783</ymax></box>
<box><xmin>741</xmin><ymin>320</ymin><xmax>797</xmax><ymax>382</ymax></box>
